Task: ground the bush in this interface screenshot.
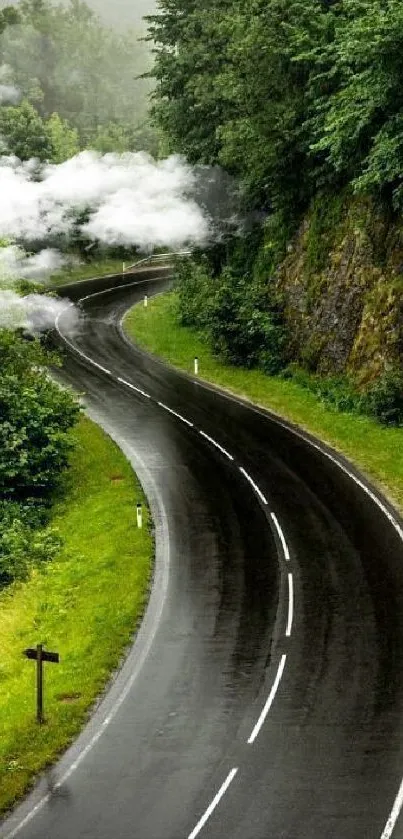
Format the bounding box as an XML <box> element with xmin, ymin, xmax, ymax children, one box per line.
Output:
<box><xmin>0</xmin><ymin>501</ymin><xmax>61</xmax><ymax>586</ymax></box>
<box><xmin>175</xmin><ymin>257</ymin><xmax>216</xmax><ymax>330</ymax></box>
<box><xmin>176</xmin><ymin>258</ymin><xmax>288</xmax><ymax>374</ymax></box>
<box><xmin>361</xmin><ymin>368</ymin><xmax>403</xmax><ymax>426</ymax></box>
<box><xmin>0</xmin><ymin>332</ymin><xmax>79</xmax><ymax>500</ymax></box>
<box><xmin>285</xmin><ymin>366</ymin><xmax>362</xmax><ymax>413</ymax></box>
<box><xmin>0</xmin><ymin>330</ymin><xmax>78</xmax><ymax>587</ymax></box>
<box><xmin>208</xmin><ymin>270</ymin><xmax>286</xmax><ymax>373</ymax></box>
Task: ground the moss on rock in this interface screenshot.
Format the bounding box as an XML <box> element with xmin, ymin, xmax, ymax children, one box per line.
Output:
<box><xmin>274</xmin><ymin>193</ymin><xmax>403</xmax><ymax>382</ymax></box>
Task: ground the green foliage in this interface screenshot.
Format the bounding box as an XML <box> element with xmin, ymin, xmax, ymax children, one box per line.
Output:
<box><xmin>300</xmin><ymin>0</ymin><xmax>403</xmax><ymax>208</ymax></box>
<box><xmin>0</xmin><ymin>6</ymin><xmax>21</xmax><ymax>36</ymax></box>
<box><xmin>0</xmin><ymin>331</ymin><xmax>79</xmax><ymax>501</ymax></box>
<box><xmin>0</xmin><ymin>415</ymin><xmax>154</xmax><ymax>814</ymax></box>
<box><xmin>0</xmin><ymin>100</ymin><xmax>52</xmax><ymax>160</ymax></box>
<box><xmin>361</xmin><ymin>368</ymin><xmax>403</xmax><ymax>426</ymax></box>
<box><xmin>176</xmin><ymin>257</ymin><xmax>216</xmax><ymax>330</ymax></box>
<box><xmin>0</xmin><ymin>330</ymin><xmax>78</xmax><ymax>588</ymax></box>
<box><xmin>0</xmin><ymin>101</ymin><xmax>81</xmax><ymax>162</ymax></box>
<box><xmin>46</xmin><ymin>112</ymin><xmax>79</xmax><ymax>162</ymax></box>
<box><xmin>151</xmin><ymin>0</ymin><xmax>403</xmax><ymax>212</ymax></box>
<box><xmin>283</xmin><ymin>364</ymin><xmax>403</xmax><ymax>427</ymax></box>
<box><xmin>208</xmin><ymin>270</ymin><xmax>287</xmax><ymax>373</ymax></box>
<box><xmin>148</xmin><ymin>0</ymin><xmax>333</xmax><ymax>213</ymax></box>
<box><xmin>0</xmin><ymin>0</ymin><xmax>153</xmax><ymax>148</ymax></box>
<box><xmin>0</xmin><ymin>501</ymin><xmax>61</xmax><ymax>586</ymax></box>
<box><xmin>304</xmin><ymin>190</ymin><xmax>347</xmax><ymax>277</ymax></box>
<box><xmin>285</xmin><ymin>366</ymin><xmax>362</xmax><ymax>414</ymax></box>
<box><xmin>176</xmin><ymin>258</ymin><xmax>287</xmax><ymax>373</ymax></box>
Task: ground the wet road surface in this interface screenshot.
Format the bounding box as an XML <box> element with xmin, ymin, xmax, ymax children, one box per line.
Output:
<box><xmin>2</xmin><ymin>266</ymin><xmax>403</xmax><ymax>839</ymax></box>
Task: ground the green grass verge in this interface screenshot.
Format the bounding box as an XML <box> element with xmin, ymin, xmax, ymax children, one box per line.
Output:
<box><xmin>0</xmin><ymin>415</ymin><xmax>152</xmax><ymax>814</ymax></box>
<box><xmin>49</xmin><ymin>258</ymin><xmax>135</xmax><ymax>286</ymax></box>
<box><xmin>124</xmin><ymin>292</ymin><xmax>403</xmax><ymax>513</ymax></box>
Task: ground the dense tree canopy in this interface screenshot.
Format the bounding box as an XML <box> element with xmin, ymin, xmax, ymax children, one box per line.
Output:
<box><xmin>147</xmin><ymin>0</ymin><xmax>403</xmax><ymax>395</ymax></box>
<box><xmin>0</xmin><ymin>0</ymin><xmax>155</xmax><ymax>154</ymax></box>
<box><xmin>148</xmin><ymin>0</ymin><xmax>403</xmax><ymax>213</ymax></box>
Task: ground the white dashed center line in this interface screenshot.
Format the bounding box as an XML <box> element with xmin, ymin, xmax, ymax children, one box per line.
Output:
<box><xmin>271</xmin><ymin>512</ymin><xmax>290</xmax><ymax>561</ymax></box>
<box><xmin>157</xmin><ymin>401</ymin><xmax>194</xmax><ymax>427</ymax></box>
<box><xmin>239</xmin><ymin>467</ymin><xmax>268</xmax><ymax>505</ymax></box>
<box><xmin>199</xmin><ymin>430</ymin><xmax>234</xmax><ymax>461</ymax></box>
<box><xmin>117</xmin><ymin>377</ymin><xmax>151</xmax><ymax>399</ymax></box>
<box><xmin>247</xmin><ymin>654</ymin><xmax>287</xmax><ymax>745</ymax></box>
<box><xmin>286</xmin><ymin>573</ymin><xmax>294</xmax><ymax>637</ymax></box>
<box><xmin>188</xmin><ymin>768</ymin><xmax>238</xmax><ymax>839</ymax></box>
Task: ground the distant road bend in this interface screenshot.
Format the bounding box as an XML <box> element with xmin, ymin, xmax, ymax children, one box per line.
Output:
<box><xmin>2</xmin><ymin>265</ymin><xmax>403</xmax><ymax>839</ymax></box>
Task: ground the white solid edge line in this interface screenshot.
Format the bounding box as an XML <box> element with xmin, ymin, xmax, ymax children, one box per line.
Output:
<box><xmin>286</xmin><ymin>573</ymin><xmax>294</xmax><ymax>638</ymax></box>
<box><xmin>157</xmin><ymin>401</ymin><xmax>194</xmax><ymax>427</ymax></box>
<box><xmin>1</xmin><ymin>796</ymin><xmax>51</xmax><ymax>839</ymax></box>
<box><xmin>247</xmin><ymin>655</ymin><xmax>287</xmax><ymax>745</ymax></box>
<box><xmin>55</xmin><ymin>308</ymin><xmax>111</xmax><ymax>377</ymax></box>
<box><xmin>270</xmin><ymin>512</ymin><xmax>290</xmax><ymax>561</ymax></box>
<box><xmin>381</xmin><ymin>778</ymin><xmax>403</xmax><ymax>839</ymax></box>
<box><xmin>239</xmin><ymin>467</ymin><xmax>268</xmax><ymax>505</ymax></box>
<box><xmin>199</xmin><ymin>430</ymin><xmax>234</xmax><ymax>461</ymax></box>
<box><xmin>187</xmin><ymin>768</ymin><xmax>238</xmax><ymax>839</ymax></box>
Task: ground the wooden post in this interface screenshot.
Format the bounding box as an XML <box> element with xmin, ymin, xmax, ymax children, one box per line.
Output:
<box><xmin>23</xmin><ymin>646</ymin><xmax>59</xmax><ymax>724</ymax></box>
<box><xmin>36</xmin><ymin>644</ymin><xmax>44</xmax><ymax>724</ymax></box>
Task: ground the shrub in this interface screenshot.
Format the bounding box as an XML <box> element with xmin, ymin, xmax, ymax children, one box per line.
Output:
<box><xmin>361</xmin><ymin>368</ymin><xmax>403</xmax><ymax>426</ymax></box>
<box><xmin>175</xmin><ymin>257</ymin><xmax>216</xmax><ymax>330</ymax></box>
<box><xmin>208</xmin><ymin>269</ymin><xmax>287</xmax><ymax>373</ymax></box>
<box><xmin>0</xmin><ymin>501</ymin><xmax>61</xmax><ymax>586</ymax></box>
<box><xmin>0</xmin><ymin>332</ymin><xmax>79</xmax><ymax>500</ymax></box>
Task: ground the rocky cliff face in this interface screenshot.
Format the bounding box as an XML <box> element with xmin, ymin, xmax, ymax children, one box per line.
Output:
<box><xmin>275</xmin><ymin>195</ymin><xmax>403</xmax><ymax>383</ymax></box>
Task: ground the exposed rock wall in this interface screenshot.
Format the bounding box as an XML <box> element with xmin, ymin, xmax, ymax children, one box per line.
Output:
<box><xmin>275</xmin><ymin>195</ymin><xmax>403</xmax><ymax>383</ymax></box>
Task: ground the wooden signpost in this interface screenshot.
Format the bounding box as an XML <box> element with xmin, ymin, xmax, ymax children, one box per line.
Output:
<box><xmin>23</xmin><ymin>644</ymin><xmax>60</xmax><ymax>724</ymax></box>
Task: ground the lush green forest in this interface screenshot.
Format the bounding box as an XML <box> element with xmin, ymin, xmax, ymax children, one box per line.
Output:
<box><xmin>0</xmin><ymin>0</ymin><xmax>155</xmax><ymax>588</ymax></box>
<box><xmin>0</xmin><ymin>0</ymin><xmax>155</xmax><ymax>155</ymax></box>
<box><xmin>149</xmin><ymin>0</ymin><xmax>403</xmax><ymax>216</ymax></box>
<box><xmin>148</xmin><ymin>0</ymin><xmax>403</xmax><ymax>419</ymax></box>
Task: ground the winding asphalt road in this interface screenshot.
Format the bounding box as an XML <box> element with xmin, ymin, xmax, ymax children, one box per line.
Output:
<box><xmin>2</xmin><ymin>266</ymin><xmax>403</xmax><ymax>839</ymax></box>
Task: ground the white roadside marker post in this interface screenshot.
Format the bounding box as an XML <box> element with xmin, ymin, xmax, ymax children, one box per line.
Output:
<box><xmin>122</xmin><ymin>262</ymin><xmax>126</xmax><ymax>275</ymax></box>
<box><xmin>144</xmin><ymin>295</ymin><xmax>148</xmax><ymax>308</ymax></box>
<box><xmin>136</xmin><ymin>503</ymin><xmax>143</xmax><ymax>529</ymax></box>
<box><xmin>194</xmin><ymin>356</ymin><xmax>199</xmax><ymax>375</ymax></box>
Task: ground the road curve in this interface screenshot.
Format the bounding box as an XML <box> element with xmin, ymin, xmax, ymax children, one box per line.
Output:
<box><xmin>2</xmin><ymin>267</ymin><xmax>403</xmax><ymax>839</ymax></box>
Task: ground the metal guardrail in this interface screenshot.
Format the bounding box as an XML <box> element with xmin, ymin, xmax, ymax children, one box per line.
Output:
<box><xmin>124</xmin><ymin>250</ymin><xmax>192</xmax><ymax>272</ymax></box>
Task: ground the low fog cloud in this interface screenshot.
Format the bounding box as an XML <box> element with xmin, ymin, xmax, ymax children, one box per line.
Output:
<box><xmin>0</xmin><ymin>246</ymin><xmax>66</xmax><ymax>283</ymax></box>
<box><xmin>0</xmin><ymin>149</ymin><xmax>239</xmax><ymax>331</ymax></box>
<box><xmin>0</xmin><ymin>83</ymin><xmax>19</xmax><ymax>104</ymax></box>
<box><xmin>0</xmin><ymin>63</ymin><xmax>20</xmax><ymax>104</ymax></box>
<box><xmin>0</xmin><ymin>290</ymin><xmax>77</xmax><ymax>332</ymax></box>
<box><xmin>0</xmin><ymin>151</ymin><xmax>211</xmax><ymax>249</ymax></box>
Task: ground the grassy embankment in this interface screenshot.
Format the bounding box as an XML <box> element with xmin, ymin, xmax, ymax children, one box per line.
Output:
<box><xmin>124</xmin><ymin>292</ymin><xmax>403</xmax><ymax>514</ymax></box>
<box><xmin>50</xmin><ymin>251</ymin><xmax>170</xmax><ymax>287</ymax></box>
<box><xmin>0</xmin><ymin>416</ymin><xmax>152</xmax><ymax>814</ymax></box>
<box><xmin>50</xmin><ymin>257</ymin><xmax>134</xmax><ymax>286</ymax></box>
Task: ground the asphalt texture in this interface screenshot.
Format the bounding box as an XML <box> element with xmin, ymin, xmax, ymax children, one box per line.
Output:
<box><xmin>2</xmin><ymin>266</ymin><xmax>403</xmax><ymax>839</ymax></box>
